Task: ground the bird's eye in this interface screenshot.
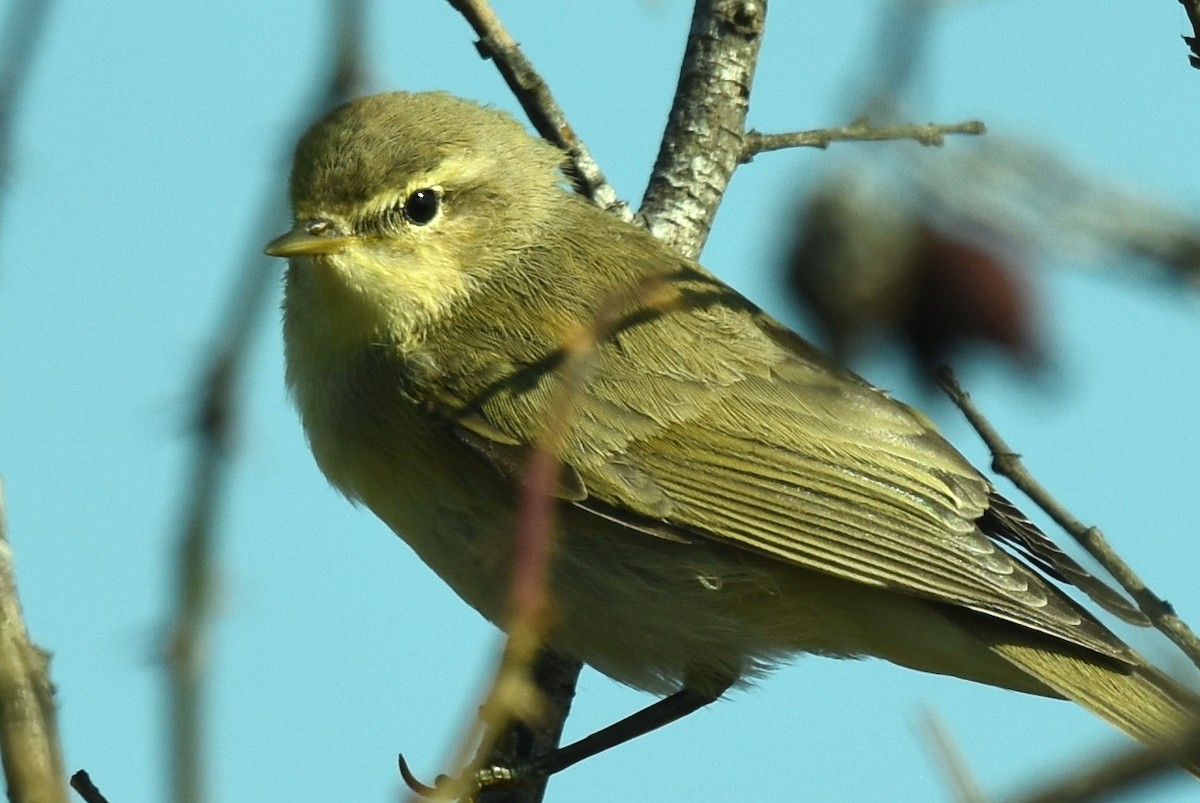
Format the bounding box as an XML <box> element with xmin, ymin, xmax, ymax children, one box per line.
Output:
<box><xmin>403</xmin><ymin>188</ymin><xmax>441</xmax><ymax>225</ymax></box>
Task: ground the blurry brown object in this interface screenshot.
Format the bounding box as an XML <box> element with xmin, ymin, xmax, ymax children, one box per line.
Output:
<box><xmin>905</xmin><ymin>223</ymin><xmax>1038</xmax><ymax>370</ymax></box>
<box><xmin>787</xmin><ymin>175</ymin><xmax>1039</xmax><ymax>377</ymax></box>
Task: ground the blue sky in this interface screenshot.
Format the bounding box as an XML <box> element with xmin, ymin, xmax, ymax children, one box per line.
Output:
<box><xmin>1</xmin><ymin>2</ymin><xmax>1199</xmax><ymax>801</ymax></box>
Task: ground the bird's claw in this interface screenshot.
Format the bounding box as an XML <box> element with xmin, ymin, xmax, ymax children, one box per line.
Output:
<box><xmin>399</xmin><ymin>753</ymin><xmax>537</xmax><ymax>799</ymax></box>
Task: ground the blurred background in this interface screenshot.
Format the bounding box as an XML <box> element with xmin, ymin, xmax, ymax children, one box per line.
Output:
<box><xmin>1</xmin><ymin>1</ymin><xmax>1198</xmax><ymax>801</ymax></box>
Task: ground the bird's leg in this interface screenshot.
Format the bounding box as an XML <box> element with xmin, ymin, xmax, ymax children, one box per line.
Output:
<box><xmin>477</xmin><ymin>685</ymin><xmax>725</xmax><ymax>788</ymax></box>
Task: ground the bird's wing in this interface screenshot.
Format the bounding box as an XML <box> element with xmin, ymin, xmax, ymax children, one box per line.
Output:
<box><xmin>438</xmin><ymin>265</ymin><xmax>1138</xmax><ymax>662</ymax></box>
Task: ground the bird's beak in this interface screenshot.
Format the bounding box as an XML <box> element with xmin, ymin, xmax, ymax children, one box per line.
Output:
<box><xmin>265</xmin><ymin>224</ymin><xmax>357</xmax><ymax>258</ymax></box>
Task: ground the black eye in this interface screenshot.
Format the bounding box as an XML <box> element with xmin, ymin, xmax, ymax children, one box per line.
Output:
<box><xmin>403</xmin><ymin>188</ymin><xmax>441</xmax><ymax>225</ymax></box>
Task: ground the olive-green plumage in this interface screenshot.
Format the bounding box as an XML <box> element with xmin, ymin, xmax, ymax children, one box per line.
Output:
<box><xmin>270</xmin><ymin>91</ymin><xmax>1200</xmax><ymax>773</ymax></box>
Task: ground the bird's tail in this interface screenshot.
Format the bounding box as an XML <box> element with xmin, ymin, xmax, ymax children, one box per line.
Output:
<box><xmin>984</xmin><ymin>624</ymin><xmax>1200</xmax><ymax>777</ymax></box>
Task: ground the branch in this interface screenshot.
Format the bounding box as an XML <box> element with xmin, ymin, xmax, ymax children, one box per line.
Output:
<box><xmin>0</xmin><ymin>482</ymin><xmax>67</xmax><ymax>803</ymax></box>
<box><xmin>937</xmin><ymin>367</ymin><xmax>1200</xmax><ymax>671</ymax></box>
<box><xmin>403</xmin><ymin>275</ymin><xmax>682</xmax><ymax>803</ymax></box>
<box><xmin>640</xmin><ymin>0</ymin><xmax>767</xmax><ymax>259</ymax></box>
<box><xmin>405</xmin><ymin>422</ymin><xmax>575</xmax><ymax>803</ymax></box>
<box><xmin>742</xmin><ymin>118</ymin><xmax>985</xmax><ymax>160</ymax></box>
<box><xmin>447</xmin><ymin>0</ymin><xmax>628</xmax><ymax>219</ymax></box>
<box><xmin>399</xmin><ymin>439</ymin><xmax>568</xmax><ymax>803</ymax></box>
<box><xmin>162</xmin><ymin>4</ymin><xmax>372</xmax><ymax>802</ymax></box>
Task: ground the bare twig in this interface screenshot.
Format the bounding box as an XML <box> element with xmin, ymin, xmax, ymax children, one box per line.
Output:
<box><xmin>742</xmin><ymin>118</ymin><xmax>985</xmax><ymax>160</ymax></box>
<box><xmin>0</xmin><ymin>0</ymin><xmax>53</xmax><ymax>249</ymax></box>
<box><xmin>406</xmin><ymin>277</ymin><xmax>681</xmax><ymax>803</ymax></box>
<box><xmin>640</xmin><ymin>0</ymin><xmax>768</xmax><ymax>259</ymax></box>
<box><xmin>1179</xmin><ymin>0</ymin><xmax>1200</xmax><ymax>68</ymax></box>
<box><xmin>1007</xmin><ymin>726</ymin><xmax>1200</xmax><ymax>803</ymax></box>
<box><xmin>161</xmin><ymin>4</ymin><xmax>371</xmax><ymax>803</ymax></box>
<box><xmin>937</xmin><ymin>367</ymin><xmax>1200</xmax><ymax>671</ymax></box>
<box><xmin>421</xmin><ymin>436</ymin><xmax>573</xmax><ymax>803</ymax></box>
<box><xmin>0</xmin><ymin>483</ymin><xmax>67</xmax><ymax>803</ymax></box>
<box><xmin>446</xmin><ymin>0</ymin><xmax>628</xmax><ymax>218</ymax></box>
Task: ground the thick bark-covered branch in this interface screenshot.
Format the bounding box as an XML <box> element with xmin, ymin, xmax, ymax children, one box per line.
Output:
<box><xmin>640</xmin><ymin>0</ymin><xmax>767</xmax><ymax>259</ymax></box>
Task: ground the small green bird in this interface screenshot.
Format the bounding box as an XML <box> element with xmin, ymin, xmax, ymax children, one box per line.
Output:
<box><xmin>267</xmin><ymin>91</ymin><xmax>1200</xmax><ymax>782</ymax></box>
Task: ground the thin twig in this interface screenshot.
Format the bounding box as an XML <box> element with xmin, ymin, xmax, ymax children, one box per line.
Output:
<box><xmin>0</xmin><ymin>482</ymin><xmax>67</xmax><ymax>803</ymax></box>
<box><xmin>937</xmin><ymin>367</ymin><xmax>1200</xmax><ymax>671</ymax></box>
<box><xmin>1007</xmin><ymin>726</ymin><xmax>1200</xmax><ymax>803</ymax></box>
<box><xmin>161</xmin><ymin>4</ymin><xmax>371</xmax><ymax>803</ymax></box>
<box><xmin>409</xmin><ymin>277</ymin><xmax>681</xmax><ymax>803</ymax></box>
<box><xmin>742</xmin><ymin>118</ymin><xmax>985</xmax><ymax>160</ymax></box>
<box><xmin>450</xmin><ymin>431</ymin><xmax>574</xmax><ymax>803</ymax></box>
<box><xmin>640</xmin><ymin>0</ymin><xmax>768</xmax><ymax>259</ymax></box>
<box><xmin>446</xmin><ymin>0</ymin><xmax>628</xmax><ymax>218</ymax></box>
<box><xmin>417</xmin><ymin>438</ymin><xmax>570</xmax><ymax>803</ymax></box>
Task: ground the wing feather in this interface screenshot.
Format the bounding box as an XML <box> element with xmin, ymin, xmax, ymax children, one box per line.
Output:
<box><xmin>431</xmin><ymin>228</ymin><xmax>1138</xmax><ymax>663</ymax></box>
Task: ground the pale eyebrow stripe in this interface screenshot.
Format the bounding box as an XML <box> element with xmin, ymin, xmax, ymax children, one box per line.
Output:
<box><xmin>359</xmin><ymin>150</ymin><xmax>497</xmax><ymax>220</ymax></box>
